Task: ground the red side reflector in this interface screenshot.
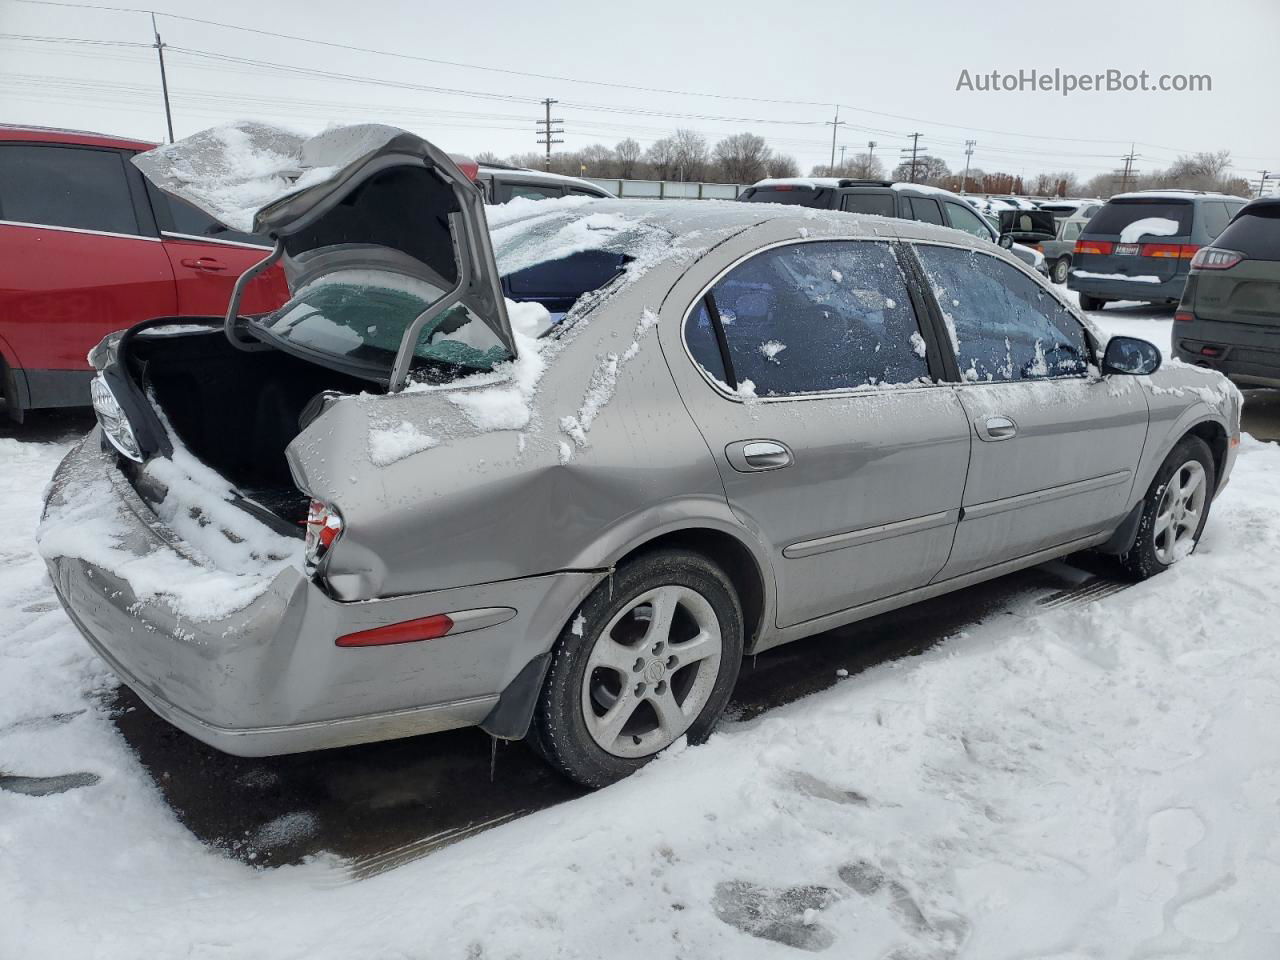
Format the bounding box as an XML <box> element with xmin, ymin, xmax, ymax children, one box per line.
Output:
<box><xmin>1074</xmin><ymin>240</ymin><xmax>1113</xmax><ymax>255</ymax></box>
<box><xmin>336</xmin><ymin>614</ymin><xmax>454</xmax><ymax>647</ymax></box>
<box><xmin>1174</xmin><ymin>310</ymin><xmax>1195</xmax><ymax>323</ymax></box>
<box><xmin>1200</xmin><ymin>345</ymin><xmax>1222</xmax><ymax>357</ymax></box>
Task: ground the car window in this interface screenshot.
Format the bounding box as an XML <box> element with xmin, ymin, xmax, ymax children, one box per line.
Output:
<box><xmin>0</xmin><ymin>144</ymin><xmax>139</xmax><ymax>235</ymax></box>
<box><xmin>686</xmin><ymin>299</ymin><xmax>728</xmax><ymax>384</ymax></box>
<box><xmin>1085</xmin><ymin>200</ymin><xmax>1192</xmax><ymax>238</ymax></box>
<box><xmin>943</xmin><ymin>201</ymin><xmax>992</xmax><ymax>239</ymax></box>
<box><xmin>501</xmin><ymin>182</ymin><xmax>564</xmax><ymax>202</ymax></box>
<box><xmin>688</xmin><ymin>240</ymin><xmax>931</xmax><ymax>396</ymax></box>
<box><xmin>1200</xmin><ymin>201</ymin><xmax>1232</xmax><ymax>239</ymax></box>
<box><xmin>906</xmin><ymin>196</ymin><xmax>945</xmax><ymax>225</ymax></box>
<box><xmin>152</xmin><ymin>187</ymin><xmax>267</xmax><ymax>246</ymax></box>
<box><xmin>568</xmin><ymin>188</ymin><xmax>601</xmax><ymax>198</ymax></box>
<box><xmin>1063</xmin><ymin>221</ymin><xmax>1084</xmax><ymax>241</ymax></box>
<box><xmin>914</xmin><ymin>244</ymin><xmax>1090</xmax><ymax>382</ymax></box>
<box><xmin>841</xmin><ymin>193</ymin><xmax>896</xmax><ymax>216</ymax></box>
<box><xmin>1213</xmin><ymin>204</ymin><xmax>1280</xmax><ymax>260</ymax></box>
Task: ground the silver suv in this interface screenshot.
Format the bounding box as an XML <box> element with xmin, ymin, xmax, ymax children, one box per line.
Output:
<box><xmin>40</xmin><ymin>125</ymin><xmax>1241</xmax><ymax>787</ymax></box>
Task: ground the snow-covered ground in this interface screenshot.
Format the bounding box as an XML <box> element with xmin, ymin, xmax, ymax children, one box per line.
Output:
<box><xmin>4</xmin><ymin>296</ymin><xmax>1280</xmax><ymax>959</ymax></box>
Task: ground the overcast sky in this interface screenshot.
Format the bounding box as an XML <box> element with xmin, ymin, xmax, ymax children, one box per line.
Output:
<box><xmin>3</xmin><ymin>0</ymin><xmax>1277</xmax><ymax>185</ymax></box>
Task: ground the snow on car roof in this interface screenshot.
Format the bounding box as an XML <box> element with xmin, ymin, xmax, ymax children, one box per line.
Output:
<box><xmin>751</xmin><ymin>177</ymin><xmax>846</xmax><ymax>189</ymax></box>
<box><xmin>1110</xmin><ymin>191</ymin><xmax>1240</xmax><ymax>202</ymax></box>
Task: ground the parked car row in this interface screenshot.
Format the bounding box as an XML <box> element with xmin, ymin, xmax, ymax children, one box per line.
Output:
<box><xmin>738</xmin><ymin>178</ymin><xmax>1051</xmax><ymax>276</ymax></box>
<box><xmin>38</xmin><ymin>123</ymin><xmax>1242</xmax><ymax>788</ymax></box>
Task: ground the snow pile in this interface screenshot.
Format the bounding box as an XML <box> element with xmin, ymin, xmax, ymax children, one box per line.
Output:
<box><xmin>440</xmin><ymin>300</ymin><xmax>552</xmax><ymax>431</ymax></box>
<box><xmin>1119</xmin><ymin>217</ymin><xmax>1181</xmax><ymax>243</ymax></box>
<box><xmin>36</xmin><ymin>424</ymin><xmax>301</xmax><ymax>622</ymax></box>
<box><xmin>758</xmin><ymin>339</ymin><xmax>787</xmax><ymax>363</ymax></box>
<box><xmin>1072</xmin><ymin>270</ymin><xmax>1162</xmax><ymax>283</ymax></box>
<box><xmin>6</xmin><ymin>429</ymin><xmax>1280</xmax><ymax>958</ymax></box>
<box><xmin>366</xmin><ymin>420</ymin><xmax>439</xmax><ymax>467</ymax></box>
<box><xmin>909</xmin><ymin>330</ymin><xmax>928</xmax><ymax>358</ymax></box>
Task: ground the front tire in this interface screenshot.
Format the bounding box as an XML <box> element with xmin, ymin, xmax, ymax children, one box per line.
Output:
<box><xmin>1119</xmin><ymin>436</ymin><xmax>1215</xmax><ymax>580</ymax></box>
<box><xmin>1079</xmin><ymin>293</ymin><xmax>1106</xmax><ymax>311</ymax></box>
<box><xmin>531</xmin><ymin>549</ymin><xmax>744</xmax><ymax>787</ymax></box>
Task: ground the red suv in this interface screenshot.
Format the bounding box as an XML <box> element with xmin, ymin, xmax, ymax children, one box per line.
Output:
<box><xmin>0</xmin><ymin>125</ymin><xmax>288</xmax><ymax>421</ymax></box>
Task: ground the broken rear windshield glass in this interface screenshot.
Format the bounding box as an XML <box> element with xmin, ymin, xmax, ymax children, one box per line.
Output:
<box><xmin>253</xmin><ymin>270</ymin><xmax>508</xmax><ymax>379</ymax></box>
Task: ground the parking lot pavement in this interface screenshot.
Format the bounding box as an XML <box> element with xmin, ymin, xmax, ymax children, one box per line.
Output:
<box><xmin>112</xmin><ymin>551</ymin><xmax>1122</xmax><ymax>875</ymax></box>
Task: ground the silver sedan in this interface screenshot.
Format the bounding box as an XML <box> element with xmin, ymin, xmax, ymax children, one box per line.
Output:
<box><xmin>40</xmin><ymin>124</ymin><xmax>1241</xmax><ymax>787</ymax></box>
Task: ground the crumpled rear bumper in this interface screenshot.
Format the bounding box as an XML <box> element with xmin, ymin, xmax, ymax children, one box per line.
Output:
<box><xmin>41</xmin><ymin>431</ymin><xmax>603</xmax><ymax>756</ymax></box>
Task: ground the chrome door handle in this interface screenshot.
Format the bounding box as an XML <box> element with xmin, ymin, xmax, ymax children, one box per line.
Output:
<box><xmin>726</xmin><ymin>439</ymin><xmax>793</xmax><ymax>472</ymax></box>
<box><xmin>976</xmin><ymin>415</ymin><xmax>1017</xmax><ymax>442</ymax></box>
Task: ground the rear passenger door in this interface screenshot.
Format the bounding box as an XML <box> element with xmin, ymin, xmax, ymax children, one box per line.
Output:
<box><xmin>0</xmin><ymin>142</ymin><xmax>175</xmax><ymax>401</ymax></box>
<box><xmin>147</xmin><ymin>186</ymin><xmax>288</xmax><ymax>316</ymax></box>
<box><xmin>904</xmin><ymin>195</ymin><xmax>945</xmax><ymax>225</ymax></box>
<box><xmin>911</xmin><ymin>242</ymin><xmax>1149</xmax><ymax>579</ymax></box>
<box><xmin>669</xmin><ymin>237</ymin><xmax>973</xmax><ymax>629</ymax></box>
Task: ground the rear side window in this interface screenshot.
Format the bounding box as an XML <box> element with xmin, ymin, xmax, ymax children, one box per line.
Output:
<box><xmin>1085</xmin><ymin>200</ymin><xmax>1192</xmax><ymax>239</ymax></box>
<box><xmin>498</xmin><ymin>182</ymin><xmax>564</xmax><ymax>202</ymax></box>
<box><xmin>152</xmin><ymin>187</ymin><xmax>266</xmax><ymax>246</ymax></box>
<box><xmin>906</xmin><ymin>196</ymin><xmax>945</xmax><ymax>225</ymax></box>
<box><xmin>1214</xmin><ymin>204</ymin><xmax>1280</xmax><ymax>261</ymax></box>
<box><xmin>0</xmin><ymin>144</ymin><xmax>139</xmax><ymax>235</ymax></box>
<box><xmin>741</xmin><ymin>187</ymin><xmax>831</xmax><ymax>207</ymax></box>
<box><xmin>841</xmin><ymin>193</ymin><xmax>896</xmax><ymax>216</ymax></box>
<box><xmin>503</xmin><ymin>249</ymin><xmax>628</xmax><ymax>319</ymax></box>
<box><xmin>1062</xmin><ymin>221</ymin><xmax>1084</xmax><ymax>241</ymax></box>
<box><xmin>943</xmin><ymin>201</ymin><xmax>993</xmax><ymax>239</ymax></box>
<box><xmin>1200</xmin><ymin>201</ymin><xmax>1232</xmax><ymax>240</ymax></box>
<box><xmin>687</xmin><ymin>240</ymin><xmax>931</xmax><ymax>396</ymax></box>
<box><xmin>915</xmin><ymin>244</ymin><xmax>1089</xmax><ymax>382</ymax></box>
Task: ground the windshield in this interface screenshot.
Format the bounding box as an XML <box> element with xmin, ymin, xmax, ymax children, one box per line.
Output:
<box><xmin>254</xmin><ymin>269</ymin><xmax>509</xmax><ymax>383</ymax></box>
<box><xmin>741</xmin><ymin>187</ymin><xmax>830</xmax><ymax>207</ymax></box>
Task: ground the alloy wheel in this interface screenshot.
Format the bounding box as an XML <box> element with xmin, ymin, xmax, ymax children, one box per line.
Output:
<box><xmin>1153</xmin><ymin>460</ymin><xmax>1207</xmax><ymax>565</ymax></box>
<box><xmin>580</xmin><ymin>584</ymin><xmax>723</xmax><ymax>758</ymax></box>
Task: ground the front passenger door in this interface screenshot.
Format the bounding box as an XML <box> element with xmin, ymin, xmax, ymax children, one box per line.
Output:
<box><xmin>912</xmin><ymin>243</ymin><xmax>1150</xmax><ymax>580</ymax></box>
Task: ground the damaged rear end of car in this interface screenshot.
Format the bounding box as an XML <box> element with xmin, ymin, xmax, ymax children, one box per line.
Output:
<box><xmin>37</xmin><ymin>123</ymin><xmax>615</xmax><ymax>756</ymax></box>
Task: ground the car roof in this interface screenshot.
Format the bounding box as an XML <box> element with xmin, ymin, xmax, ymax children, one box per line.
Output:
<box><xmin>0</xmin><ymin>123</ymin><xmax>156</xmax><ymax>152</ymax></box>
<box><xmin>1108</xmin><ymin>190</ymin><xmax>1242</xmax><ymax>203</ymax></box>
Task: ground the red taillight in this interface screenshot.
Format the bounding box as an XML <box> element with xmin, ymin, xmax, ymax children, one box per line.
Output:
<box><xmin>1174</xmin><ymin>310</ymin><xmax>1195</xmax><ymax>323</ymax></box>
<box><xmin>336</xmin><ymin>614</ymin><xmax>454</xmax><ymax>647</ymax></box>
<box><xmin>1074</xmin><ymin>240</ymin><xmax>1113</xmax><ymax>255</ymax></box>
<box><xmin>1138</xmin><ymin>243</ymin><xmax>1199</xmax><ymax>259</ymax></box>
<box><xmin>1190</xmin><ymin>247</ymin><xmax>1244</xmax><ymax>271</ymax></box>
<box><xmin>304</xmin><ymin>499</ymin><xmax>343</xmax><ymax>570</ymax></box>
<box><xmin>772</xmin><ymin>185</ymin><xmax>795</xmax><ymax>191</ymax></box>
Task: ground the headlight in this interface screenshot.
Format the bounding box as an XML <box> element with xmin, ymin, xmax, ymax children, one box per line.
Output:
<box><xmin>90</xmin><ymin>374</ymin><xmax>143</xmax><ymax>462</ymax></box>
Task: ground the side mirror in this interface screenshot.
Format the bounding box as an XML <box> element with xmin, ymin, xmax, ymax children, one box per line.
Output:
<box><xmin>1102</xmin><ymin>336</ymin><xmax>1162</xmax><ymax>376</ymax></box>
<box><xmin>998</xmin><ymin>233</ymin><xmax>1015</xmax><ymax>249</ymax></box>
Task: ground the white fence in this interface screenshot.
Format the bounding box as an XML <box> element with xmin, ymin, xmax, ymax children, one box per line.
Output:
<box><xmin>585</xmin><ymin>178</ymin><xmax>749</xmax><ymax>200</ymax></box>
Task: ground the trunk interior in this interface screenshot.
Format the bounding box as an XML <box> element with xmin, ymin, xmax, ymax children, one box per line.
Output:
<box><xmin>126</xmin><ymin>329</ymin><xmax>375</xmax><ymax>523</ymax></box>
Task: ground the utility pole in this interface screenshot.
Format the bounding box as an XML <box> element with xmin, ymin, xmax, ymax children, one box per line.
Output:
<box><xmin>826</xmin><ymin>107</ymin><xmax>846</xmax><ymax>175</ymax></box>
<box><xmin>838</xmin><ymin>144</ymin><xmax>847</xmax><ymax>169</ymax></box>
<box><xmin>151</xmin><ymin>13</ymin><xmax>174</xmax><ymax>144</ymax></box>
<box><xmin>867</xmin><ymin>141</ymin><xmax>877</xmax><ymax>173</ymax></box>
<box><xmin>1258</xmin><ymin>170</ymin><xmax>1270</xmax><ymax>198</ymax></box>
<box><xmin>961</xmin><ymin>139</ymin><xmax>976</xmax><ymax>194</ymax></box>
<box><xmin>900</xmin><ymin>133</ymin><xmax>924</xmax><ymax>183</ymax></box>
<box><xmin>1118</xmin><ymin>144</ymin><xmax>1139</xmax><ymax>194</ymax></box>
<box><xmin>536</xmin><ymin>98</ymin><xmax>563</xmax><ymax>172</ymax></box>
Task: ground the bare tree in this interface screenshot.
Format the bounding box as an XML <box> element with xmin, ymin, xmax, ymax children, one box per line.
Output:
<box><xmin>892</xmin><ymin>155</ymin><xmax>950</xmax><ymax>184</ymax></box>
<box><xmin>645</xmin><ymin>137</ymin><xmax>677</xmax><ymax>180</ymax></box>
<box><xmin>475</xmin><ymin>151</ymin><xmax>503</xmax><ymax>165</ymax></box>
<box><xmin>671</xmin><ymin>128</ymin><xmax>709</xmax><ymax>181</ymax></box>
<box><xmin>765</xmin><ymin>154</ymin><xmax>800</xmax><ymax>179</ymax></box>
<box><xmin>579</xmin><ymin>143</ymin><xmax>615</xmax><ymax>177</ymax></box>
<box><xmin>615</xmin><ymin>138</ymin><xmax>642</xmax><ymax>179</ymax></box>
<box><xmin>846</xmin><ymin>152</ymin><xmax>884</xmax><ymax>179</ymax></box>
<box><xmin>714</xmin><ymin>132</ymin><xmax>773</xmax><ymax>184</ymax></box>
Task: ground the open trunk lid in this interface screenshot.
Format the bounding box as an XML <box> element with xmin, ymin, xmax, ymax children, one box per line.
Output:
<box><xmin>132</xmin><ymin>122</ymin><xmax>515</xmax><ymax>371</ymax></box>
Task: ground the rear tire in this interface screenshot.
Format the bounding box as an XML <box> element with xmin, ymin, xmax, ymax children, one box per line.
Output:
<box><xmin>1051</xmin><ymin>257</ymin><xmax>1070</xmax><ymax>284</ymax></box>
<box><xmin>1119</xmin><ymin>436</ymin><xmax>1215</xmax><ymax>580</ymax></box>
<box><xmin>531</xmin><ymin>549</ymin><xmax>743</xmax><ymax>787</ymax></box>
<box><xmin>1079</xmin><ymin>294</ymin><xmax>1106</xmax><ymax>311</ymax></box>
